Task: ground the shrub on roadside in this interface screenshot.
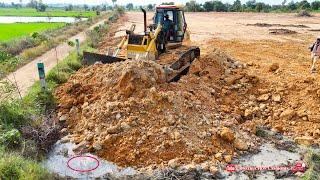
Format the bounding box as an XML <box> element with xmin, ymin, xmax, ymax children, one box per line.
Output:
<box><xmin>47</xmin><ymin>71</ymin><xmax>68</xmax><ymax>84</ymax></box>
<box><xmin>0</xmin><ymin>51</ymin><xmax>11</xmax><ymax>62</ymax></box>
<box><xmin>34</xmin><ymin>90</ymin><xmax>56</xmax><ymax>113</ymax></box>
<box><xmin>0</xmin><ymin>101</ymin><xmax>29</xmax><ymax>128</ymax></box>
<box><xmin>0</xmin><ymin>37</ymin><xmax>36</xmax><ymax>56</ymax></box>
<box><xmin>0</xmin><ymin>151</ymin><xmax>53</xmax><ymax>180</ymax></box>
<box><xmin>303</xmin><ymin>152</ymin><xmax>320</xmax><ymax>180</ymax></box>
<box><xmin>67</xmin><ymin>57</ymin><xmax>82</xmax><ymax>71</ymax></box>
<box><xmin>0</xmin><ymin>129</ymin><xmax>21</xmax><ymax>148</ymax></box>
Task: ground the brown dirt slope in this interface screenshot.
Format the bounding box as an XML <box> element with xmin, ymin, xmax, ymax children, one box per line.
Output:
<box><xmin>55</xmin><ymin>49</ymin><xmax>262</xmax><ymax>168</ymax></box>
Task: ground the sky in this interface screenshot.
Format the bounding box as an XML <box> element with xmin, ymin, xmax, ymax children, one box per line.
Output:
<box><xmin>1</xmin><ymin>0</ymin><xmax>316</xmax><ymax>6</ymax></box>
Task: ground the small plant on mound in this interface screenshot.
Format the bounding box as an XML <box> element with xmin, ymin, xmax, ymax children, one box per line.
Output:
<box><xmin>297</xmin><ymin>10</ymin><xmax>312</xmax><ymax>17</ymax></box>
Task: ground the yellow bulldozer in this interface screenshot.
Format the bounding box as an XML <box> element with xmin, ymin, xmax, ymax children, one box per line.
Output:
<box><xmin>83</xmin><ymin>5</ymin><xmax>200</xmax><ymax>82</ymax></box>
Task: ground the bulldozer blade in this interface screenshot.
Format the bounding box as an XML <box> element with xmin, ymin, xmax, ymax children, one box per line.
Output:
<box><xmin>168</xmin><ymin>46</ymin><xmax>200</xmax><ymax>82</ymax></box>
<box><xmin>83</xmin><ymin>51</ymin><xmax>126</xmax><ymax>65</ymax></box>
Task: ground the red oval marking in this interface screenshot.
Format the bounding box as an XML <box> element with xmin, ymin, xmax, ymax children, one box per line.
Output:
<box><xmin>67</xmin><ymin>155</ymin><xmax>100</xmax><ymax>172</ymax></box>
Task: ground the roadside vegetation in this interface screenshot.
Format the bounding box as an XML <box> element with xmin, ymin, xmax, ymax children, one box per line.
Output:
<box><xmin>0</xmin><ymin>23</ymin><xmax>65</xmax><ymax>41</ymax></box>
<box><xmin>303</xmin><ymin>151</ymin><xmax>320</xmax><ymax>179</ymax></box>
<box><xmin>0</xmin><ymin>12</ymin><xmax>111</xmax><ymax>78</ymax></box>
<box><xmin>0</xmin><ymin>8</ymin><xmax>123</xmax><ymax>179</ymax></box>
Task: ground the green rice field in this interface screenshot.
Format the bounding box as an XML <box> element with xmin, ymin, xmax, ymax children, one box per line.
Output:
<box><xmin>0</xmin><ymin>22</ymin><xmax>65</xmax><ymax>41</ymax></box>
<box><xmin>0</xmin><ymin>8</ymin><xmax>96</xmax><ymax>17</ymax></box>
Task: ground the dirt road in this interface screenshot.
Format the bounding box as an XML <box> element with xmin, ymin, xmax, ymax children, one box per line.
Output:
<box><xmin>4</xmin><ymin>19</ymin><xmax>107</xmax><ymax>97</ymax></box>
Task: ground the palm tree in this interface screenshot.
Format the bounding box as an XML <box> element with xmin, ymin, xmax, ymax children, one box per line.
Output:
<box><xmin>112</xmin><ymin>0</ymin><xmax>117</xmax><ymax>7</ymax></box>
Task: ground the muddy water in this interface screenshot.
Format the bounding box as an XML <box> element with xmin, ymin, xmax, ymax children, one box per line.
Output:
<box><xmin>228</xmin><ymin>143</ymin><xmax>303</xmax><ymax>180</ymax></box>
<box><xmin>43</xmin><ymin>141</ymin><xmax>136</xmax><ymax>179</ymax></box>
<box><xmin>44</xmin><ymin>138</ymin><xmax>313</xmax><ymax>179</ymax></box>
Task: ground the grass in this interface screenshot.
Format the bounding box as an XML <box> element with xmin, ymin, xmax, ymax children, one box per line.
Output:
<box><xmin>0</xmin><ymin>23</ymin><xmax>65</xmax><ymax>42</ymax></box>
<box><xmin>0</xmin><ymin>148</ymin><xmax>52</xmax><ymax>179</ymax></box>
<box><xmin>0</xmin><ymin>8</ymin><xmax>96</xmax><ymax>17</ymax></box>
<box><xmin>303</xmin><ymin>151</ymin><xmax>320</xmax><ymax>180</ymax></box>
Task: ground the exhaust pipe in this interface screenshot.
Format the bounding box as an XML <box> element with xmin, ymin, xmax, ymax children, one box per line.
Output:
<box><xmin>141</xmin><ymin>8</ymin><xmax>147</xmax><ymax>33</ymax></box>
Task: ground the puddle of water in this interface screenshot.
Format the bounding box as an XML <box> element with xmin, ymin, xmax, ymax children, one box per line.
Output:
<box><xmin>0</xmin><ymin>16</ymin><xmax>88</xmax><ymax>23</ymax></box>
<box><xmin>43</xmin><ymin>141</ymin><xmax>136</xmax><ymax>179</ymax></box>
<box><xmin>227</xmin><ymin>143</ymin><xmax>302</xmax><ymax>180</ymax></box>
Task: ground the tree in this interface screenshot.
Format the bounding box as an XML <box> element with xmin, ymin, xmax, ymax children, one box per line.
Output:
<box><xmin>231</xmin><ymin>0</ymin><xmax>242</xmax><ymax>12</ymax></box>
<box><xmin>204</xmin><ymin>1</ymin><xmax>214</xmax><ymax>12</ymax></box>
<box><xmin>287</xmin><ymin>1</ymin><xmax>297</xmax><ymax>11</ymax></box>
<box><xmin>101</xmin><ymin>5</ymin><xmax>107</xmax><ymax>11</ymax></box>
<box><xmin>213</xmin><ymin>1</ymin><xmax>227</xmax><ymax>12</ymax></box>
<box><xmin>161</xmin><ymin>2</ymin><xmax>174</xmax><ymax>5</ymax></box>
<box><xmin>311</xmin><ymin>1</ymin><xmax>320</xmax><ymax>10</ymax></box>
<box><xmin>255</xmin><ymin>2</ymin><xmax>266</xmax><ymax>12</ymax></box>
<box><xmin>65</xmin><ymin>4</ymin><xmax>73</xmax><ymax>11</ymax></box>
<box><xmin>26</xmin><ymin>0</ymin><xmax>37</xmax><ymax>8</ymax></box>
<box><xmin>36</xmin><ymin>3</ymin><xmax>47</xmax><ymax>12</ymax></box>
<box><xmin>246</xmin><ymin>0</ymin><xmax>256</xmax><ymax>10</ymax></box>
<box><xmin>147</xmin><ymin>4</ymin><xmax>154</xmax><ymax>11</ymax></box>
<box><xmin>112</xmin><ymin>0</ymin><xmax>117</xmax><ymax>6</ymax></box>
<box><xmin>126</xmin><ymin>3</ymin><xmax>133</xmax><ymax>10</ymax></box>
<box><xmin>185</xmin><ymin>1</ymin><xmax>202</xmax><ymax>12</ymax></box>
<box><xmin>281</xmin><ymin>0</ymin><xmax>287</xmax><ymax>6</ymax></box>
<box><xmin>83</xmin><ymin>4</ymin><xmax>89</xmax><ymax>11</ymax></box>
<box><xmin>298</xmin><ymin>0</ymin><xmax>311</xmax><ymax>10</ymax></box>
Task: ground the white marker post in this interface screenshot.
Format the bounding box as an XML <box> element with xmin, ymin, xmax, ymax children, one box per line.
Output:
<box><xmin>37</xmin><ymin>62</ymin><xmax>46</xmax><ymax>90</ymax></box>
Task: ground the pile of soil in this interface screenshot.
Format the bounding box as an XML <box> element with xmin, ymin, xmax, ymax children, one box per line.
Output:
<box><xmin>206</xmin><ymin>39</ymin><xmax>320</xmax><ymax>148</ymax></box>
<box><xmin>247</xmin><ymin>23</ymin><xmax>309</xmax><ymax>28</ymax></box>
<box><xmin>55</xmin><ymin>49</ymin><xmax>262</xmax><ymax>170</ymax></box>
<box><xmin>269</xmin><ymin>28</ymin><xmax>297</xmax><ymax>35</ymax></box>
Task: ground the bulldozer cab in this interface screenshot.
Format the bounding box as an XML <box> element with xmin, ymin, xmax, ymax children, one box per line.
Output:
<box><xmin>154</xmin><ymin>5</ymin><xmax>187</xmax><ymax>42</ymax></box>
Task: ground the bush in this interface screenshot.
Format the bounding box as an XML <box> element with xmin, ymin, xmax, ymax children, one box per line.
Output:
<box><xmin>67</xmin><ymin>58</ymin><xmax>82</xmax><ymax>71</ymax></box>
<box><xmin>47</xmin><ymin>71</ymin><xmax>68</xmax><ymax>84</ymax></box>
<box><xmin>0</xmin><ymin>51</ymin><xmax>11</xmax><ymax>62</ymax></box>
<box><xmin>297</xmin><ymin>10</ymin><xmax>312</xmax><ymax>17</ymax></box>
<box><xmin>0</xmin><ymin>101</ymin><xmax>29</xmax><ymax>128</ymax></box>
<box><xmin>0</xmin><ymin>37</ymin><xmax>36</xmax><ymax>55</ymax></box>
<box><xmin>0</xmin><ymin>129</ymin><xmax>21</xmax><ymax>148</ymax></box>
<box><xmin>34</xmin><ymin>90</ymin><xmax>56</xmax><ymax>112</ymax></box>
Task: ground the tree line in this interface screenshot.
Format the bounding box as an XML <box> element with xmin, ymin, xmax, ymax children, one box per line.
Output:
<box><xmin>183</xmin><ymin>0</ymin><xmax>320</xmax><ymax>12</ymax></box>
<box><xmin>2</xmin><ymin>0</ymin><xmax>320</xmax><ymax>13</ymax></box>
<box><xmin>123</xmin><ymin>0</ymin><xmax>320</xmax><ymax>13</ymax></box>
<box><xmin>0</xmin><ymin>0</ymin><xmax>115</xmax><ymax>12</ymax></box>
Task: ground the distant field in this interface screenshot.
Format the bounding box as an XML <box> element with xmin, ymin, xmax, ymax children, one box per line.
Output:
<box><xmin>0</xmin><ymin>8</ymin><xmax>96</xmax><ymax>17</ymax></box>
<box><xmin>0</xmin><ymin>22</ymin><xmax>65</xmax><ymax>41</ymax></box>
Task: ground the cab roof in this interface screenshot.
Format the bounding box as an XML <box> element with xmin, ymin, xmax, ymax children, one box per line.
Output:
<box><xmin>156</xmin><ymin>5</ymin><xmax>184</xmax><ymax>10</ymax></box>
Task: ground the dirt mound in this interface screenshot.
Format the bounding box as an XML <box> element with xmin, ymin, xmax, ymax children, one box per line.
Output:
<box><xmin>269</xmin><ymin>28</ymin><xmax>297</xmax><ymax>35</ymax></box>
<box><xmin>55</xmin><ymin>50</ymin><xmax>261</xmax><ymax>169</ymax></box>
<box><xmin>247</xmin><ymin>23</ymin><xmax>309</xmax><ymax>28</ymax></box>
<box><xmin>206</xmin><ymin>39</ymin><xmax>320</xmax><ymax>148</ymax></box>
